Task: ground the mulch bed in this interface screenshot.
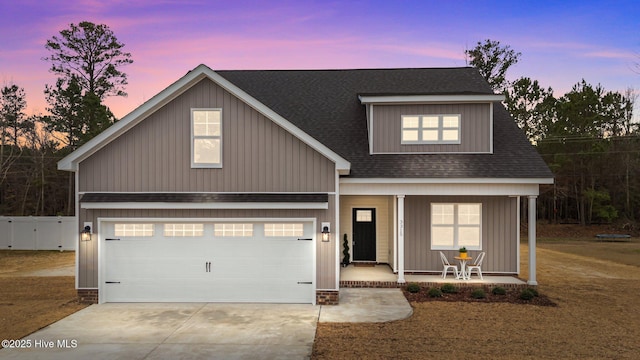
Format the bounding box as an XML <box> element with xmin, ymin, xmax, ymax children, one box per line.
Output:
<box><xmin>402</xmin><ymin>285</ymin><xmax>557</xmax><ymax>306</ymax></box>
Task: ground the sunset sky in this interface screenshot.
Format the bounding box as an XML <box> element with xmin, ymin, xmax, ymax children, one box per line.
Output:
<box><xmin>1</xmin><ymin>0</ymin><xmax>638</xmax><ymax>119</ymax></box>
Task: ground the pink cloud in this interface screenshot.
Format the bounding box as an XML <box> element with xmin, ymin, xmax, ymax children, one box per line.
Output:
<box><xmin>584</xmin><ymin>50</ymin><xmax>636</xmax><ymax>60</ymax></box>
<box><xmin>526</xmin><ymin>40</ymin><xmax>593</xmax><ymax>50</ymax></box>
<box><xmin>370</xmin><ymin>43</ymin><xmax>465</xmax><ymax>62</ymax></box>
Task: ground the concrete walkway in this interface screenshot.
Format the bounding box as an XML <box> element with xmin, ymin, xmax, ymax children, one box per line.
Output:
<box><xmin>0</xmin><ymin>289</ymin><xmax>411</xmax><ymax>359</ymax></box>
<box><xmin>319</xmin><ymin>288</ymin><xmax>413</xmax><ymax>323</ymax></box>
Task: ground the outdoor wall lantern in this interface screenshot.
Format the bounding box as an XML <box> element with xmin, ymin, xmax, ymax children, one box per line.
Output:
<box><xmin>321</xmin><ymin>222</ymin><xmax>330</xmax><ymax>242</ymax></box>
<box><xmin>81</xmin><ymin>225</ymin><xmax>92</xmax><ymax>241</ymax></box>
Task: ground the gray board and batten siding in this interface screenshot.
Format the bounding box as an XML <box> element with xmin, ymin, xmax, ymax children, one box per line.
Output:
<box><xmin>78</xmin><ymin>78</ymin><xmax>336</xmax><ymax>193</ymax></box>
<box><xmin>372</xmin><ymin>103</ymin><xmax>491</xmax><ymax>154</ymax></box>
<box><xmin>76</xmin><ymin>78</ymin><xmax>339</xmax><ymax>290</ymax></box>
<box><xmin>403</xmin><ymin>195</ymin><xmax>518</xmax><ymax>273</ymax></box>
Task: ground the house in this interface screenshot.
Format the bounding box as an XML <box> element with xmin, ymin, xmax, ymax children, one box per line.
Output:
<box><xmin>58</xmin><ymin>64</ymin><xmax>553</xmax><ymax>305</ymax></box>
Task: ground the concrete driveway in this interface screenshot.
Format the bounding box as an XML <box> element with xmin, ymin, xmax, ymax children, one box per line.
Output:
<box><xmin>0</xmin><ymin>289</ymin><xmax>412</xmax><ymax>360</ymax></box>
<box><xmin>0</xmin><ymin>303</ymin><xmax>319</xmax><ymax>360</ymax></box>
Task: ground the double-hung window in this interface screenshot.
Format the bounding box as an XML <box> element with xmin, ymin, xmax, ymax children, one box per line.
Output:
<box><xmin>191</xmin><ymin>109</ymin><xmax>222</xmax><ymax>167</ymax></box>
<box><xmin>431</xmin><ymin>203</ymin><xmax>481</xmax><ymax>250</ymax></box>
<box><xmin>401</xmin><ymin>114</ymin><xmax>460</xmax><ymax>144</ymax></box>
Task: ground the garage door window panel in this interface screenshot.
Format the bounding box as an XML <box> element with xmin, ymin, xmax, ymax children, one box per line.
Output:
<box><xmin>214</xmin><ymin>223</ymin><xmax>254</xmax><ymax>237</ymax></box>
<box><xmin>264</xmin><ymin>223</ymin><xmax>304</xmax><ymax>237</ymax></box>
<box><xmin>164</xmin><ymin>224</ymin><xmax>204</xmax><ymax>237</ymax></box>
<box><xmin>114</xmin><ymin>224</ymin><xmax>154</xmax><ymax>237</ymax></box>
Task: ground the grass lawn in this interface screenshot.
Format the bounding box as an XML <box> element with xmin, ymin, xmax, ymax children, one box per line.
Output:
<box><xmin>0</xmin><ymin>251</ymin><xmax>87</xmax><ymax>345</ymax></box>
<box><xmin>312</xmin><ymin>233</ymin><xmax>640</xmax><ymax>359</ymax></box>
<box><xmin>535</xmin><ymin>237</ymin><xmax>640</xmax><ymax>267</ymax></box>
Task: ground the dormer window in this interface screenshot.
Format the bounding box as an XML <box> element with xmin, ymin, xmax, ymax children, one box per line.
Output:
<box><xmin>401</xmin><ymin>114</ymin><xmax>461</xmax><ymax>144</ymax></box>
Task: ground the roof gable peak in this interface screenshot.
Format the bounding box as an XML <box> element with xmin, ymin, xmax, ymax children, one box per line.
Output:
<box><xmin>58</xmin><ymin>64</ymin><xmax>350</xmax><ymax>174</ymax></box>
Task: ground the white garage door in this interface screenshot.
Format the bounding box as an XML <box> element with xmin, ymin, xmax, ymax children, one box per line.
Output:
<box><xmin>102</xmin><ymin>220</ymin><xmax>315</xmax><ymax>303</ymax></box>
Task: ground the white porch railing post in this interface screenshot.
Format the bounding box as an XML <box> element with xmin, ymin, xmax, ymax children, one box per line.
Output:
<box><xmin>528</xmin><ymin>195</ymin><xmax>538</xmax><ymax>286</ymax></box>
<box><xmin>397</xmin><ymin>195</ymin><xmax>406</xmax><ymax>284</ymax></box>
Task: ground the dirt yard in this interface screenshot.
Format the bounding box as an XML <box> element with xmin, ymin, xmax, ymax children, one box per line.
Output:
<box><xmin>313</xmin><ymin>225</ymin><xmax>640</xmax><ymax>359</ymax></box>
<box><xmin>0</xmin><ymin>251</ymin><xmax>87</xmax><ymax>344</ymax></box>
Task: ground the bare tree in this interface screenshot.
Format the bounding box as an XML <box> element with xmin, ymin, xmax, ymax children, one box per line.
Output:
<box><xmin>0</xmin><ymin>84</ymin><xmax>30</xmax><ymax>188</ymax></box>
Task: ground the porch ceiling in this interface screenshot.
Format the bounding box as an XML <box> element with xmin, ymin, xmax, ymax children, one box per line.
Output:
<box><xmin>339</xmin><ymin>181</ymin><xmax>545</xmax><ymax>196</ymax></box>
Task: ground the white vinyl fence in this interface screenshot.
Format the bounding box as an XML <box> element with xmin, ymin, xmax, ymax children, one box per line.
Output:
<box><xmin>0</xmin><ymin>216</ymin><xmax>76</xmax><ymax>251</ymax></box>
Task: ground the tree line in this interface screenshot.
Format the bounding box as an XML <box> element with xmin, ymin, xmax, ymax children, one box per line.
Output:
<box><xmin>2</xmin><ymin>27</ymin><xmax>638</xmax><ymax>227</ymax></box>
<box><xmin>467</xmin><ymin>40</ymin><xmax>639</xmax><ymax>226</ymax></box>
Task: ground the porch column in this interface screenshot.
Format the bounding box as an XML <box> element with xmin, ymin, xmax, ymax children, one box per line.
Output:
<box><xmin>528</xmin><ymin>195</ymin><xmax>538</xmax><ymax>285</ymax></box>
<box><xmin>397</xmin><ymin>195</ymin><xmax>406</xmax><ymax>284</ymax></box>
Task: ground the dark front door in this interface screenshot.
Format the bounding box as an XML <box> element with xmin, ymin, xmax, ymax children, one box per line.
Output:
<box><xmin>352</xmin><ymin>208</ymin><xmax>376</xmax><ymax>261</ymax></box>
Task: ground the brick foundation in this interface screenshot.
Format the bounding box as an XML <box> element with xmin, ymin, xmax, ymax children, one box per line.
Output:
<box><xmin>76</xmin><ymin>283</ymin><xmax>529</xmax><ymax>305</ymax></box>
<box><xmin>340</xmin><ymin>280</ymin><xmax>401</xmax><ymax>288</ymax></box>
<box><xmin>77</xmin><ymin>288</ymin><xmax>344</xmax><ymax>305</ymax></box>
<box><xmin>77</xmin><ymin>289</ymin><xmax>98</xmax><ymax>304</ymax></box>
<box><xmin>340</xmin><ymin>280</ymin><xmax>530</xmax><ymax>290</ymax></box>
<box><xmin>316</xmin><ymin>290</ymin><xmax>339</xmax><ymax>305</ymax></box>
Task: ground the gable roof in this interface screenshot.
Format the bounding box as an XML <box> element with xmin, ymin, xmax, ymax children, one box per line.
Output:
<box><xmin>59</xmin><ymin>64</ymin><xmax>553</xmax><ymax>181</ymax></box>
<box><xmin>58</xmin><ymin>64</ymin><xmax>351</xmax><ymax>173</ymax></box>
<box><xmin>216</xmin><ymin>68</ymin><xmax>553</xmax><ymax>179</ymax></box>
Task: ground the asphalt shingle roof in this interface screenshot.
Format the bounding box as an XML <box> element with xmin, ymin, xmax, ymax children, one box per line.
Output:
<box><xmin>217</xmin><ymin>68</ymin><xmax>553</xmax><ymax>179</ymax></box>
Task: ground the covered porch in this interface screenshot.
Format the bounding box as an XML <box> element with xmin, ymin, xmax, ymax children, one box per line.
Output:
<box><xmin>340</xmin><ymin>264</ymin><xmax>527</xmax><ymax>288</ymax></box>
<box><xmin>338</xmin><ymin>180</ymin><xmax>544</xmax><ymax>288</ymax></box>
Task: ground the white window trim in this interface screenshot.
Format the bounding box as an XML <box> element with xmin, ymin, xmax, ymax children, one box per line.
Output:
<box><xmin>430</xmin><ymin>203</ymin><xmax>482</xmax><ymax>250</ymax></box>
<box><xmin>401</xmin><ymin>114</ymin><xmax>461</xmax><ymax>145</ymax></box>
<box><xmin>191</xmin><ymin>108</ymin><xmax>222</xmax><ymax>168</ymax></box>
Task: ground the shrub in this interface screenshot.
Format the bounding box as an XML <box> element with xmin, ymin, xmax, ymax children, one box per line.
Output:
<box><xmin>520</xmin><ymin>288</ymin><xmax>536</xmax><ymax>300</ymax></box>
<box><xmin>526</xmin><ymin>287</ymin><xmax>539</xmax><ymax>297</ymax></box>
<box><xmin>428</xmin><ymin>287</ymin><xmax>443</xmax><ymax>298</ymax></box>
<box><xmin>492</xmin><ymin>286</ymin><xmax>507</xmax><ymax>295</ymax></box>
<box><xmin>471</xmin><ymin>288</ymin><xmax>486</xmax><ymax>299</ymax></box>
<box><xmin>406</xmin><ymin>283</ymin><xmax>421</xmax><ymax>293</ymax></box>
<box><xmin>441</xmin><ymin>283</ymin><xmax>458</xmax><ymax>294</ymax></box>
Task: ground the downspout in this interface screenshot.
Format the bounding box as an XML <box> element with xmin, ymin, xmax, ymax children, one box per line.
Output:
<box><xmin>334</xmin><ymin>169</ymin><xmax>340</xmax><ymax>290</ymax></box>
<box><xmin>74</xmin><ymin>170</ymin><xmax>80</xmax><ymax>290</ymax></box>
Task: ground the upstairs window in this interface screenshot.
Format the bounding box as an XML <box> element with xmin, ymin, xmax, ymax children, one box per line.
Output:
<box><xmin>191</xmin><ymin>109</ymin><xmax>222</xmax><ymax>168</ymax></box>
<box><xmin>401</xmin><ymin>114</ymin><xmax>460</xmax><ymax>144</ymax></box>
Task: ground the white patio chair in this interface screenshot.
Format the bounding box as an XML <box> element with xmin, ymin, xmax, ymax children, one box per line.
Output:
<box><xmin>466</xmin><ymin>252</ymin><xmax>486</xmax><ymax>280</ymax></box>
<box><xmin>439</xmin><ymin>251</ymin><xmax>459</xmax><ymax>279</ymax></box>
